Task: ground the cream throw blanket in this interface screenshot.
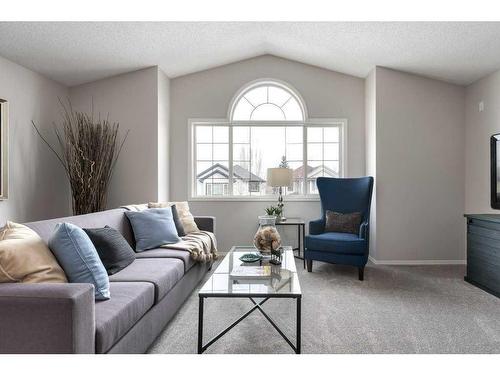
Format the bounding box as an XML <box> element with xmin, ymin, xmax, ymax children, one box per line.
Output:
<box><xmin>122</xmin><ymin>204</ymin><xmax>218</xmax><ymax>263</ymax></box>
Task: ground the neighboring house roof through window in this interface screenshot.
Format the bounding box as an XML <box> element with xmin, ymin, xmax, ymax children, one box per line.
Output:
<box><xmin>197</xmin><ymin>163</ymin><xmax>265</xmax><ymax>183</ymax></box>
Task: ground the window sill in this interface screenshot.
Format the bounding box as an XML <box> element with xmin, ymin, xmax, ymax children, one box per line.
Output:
<box><xmin>188</xmin><ymin>195</ymin><xmax>321</xmax><ymax>202</ymax></box>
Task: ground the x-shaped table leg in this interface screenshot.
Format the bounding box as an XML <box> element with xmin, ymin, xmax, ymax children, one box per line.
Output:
<box><xmin>198</xmin><ymin>296</ymin><xmax>300</xmax><ymax>354</ymax></box>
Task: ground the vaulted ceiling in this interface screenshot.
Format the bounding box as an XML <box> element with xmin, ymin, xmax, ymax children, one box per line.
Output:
<box><xmin>0</xmin><ymin>22</ymin><xmax>499</xmax><ymax>86</ymax></box>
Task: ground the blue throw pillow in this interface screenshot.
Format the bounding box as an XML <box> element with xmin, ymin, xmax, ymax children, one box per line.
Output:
<box><xmin>125</xmin><ymin>208</ymin><xmax>181</xmax><ymax>252</ymax></box>
<box><xmin>49</xmin><ymin>222</ymin><xmax>110</xmax><ymax>300</ymax></box>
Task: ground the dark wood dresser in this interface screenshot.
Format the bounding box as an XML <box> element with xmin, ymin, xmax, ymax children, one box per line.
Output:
<box><xmin>464</xmin><ymin>214</ymin><xmax>500</xmax><ymax>298</ymax></box>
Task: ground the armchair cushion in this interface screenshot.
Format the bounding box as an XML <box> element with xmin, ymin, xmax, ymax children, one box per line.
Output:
<box><xmin>306</xmin><ymin>232</ymin><xmax>367</xmax><ymax>255</ymax></box>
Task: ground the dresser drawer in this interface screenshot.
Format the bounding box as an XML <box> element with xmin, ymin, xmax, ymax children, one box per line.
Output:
<box><xmin>468</xmin><ymin>222</ymin><xmax>500</xmax><ymax>241</ymax></box>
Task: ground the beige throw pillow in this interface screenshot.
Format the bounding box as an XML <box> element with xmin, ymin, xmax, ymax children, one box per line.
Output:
<box><xmin>148</xmin><ymin>201</ymin><xmax>200</xmax><ymax>234</ymax></box>
<box><xmin>0</xmin><ymin>222</ymin><xmax>67</xmax><ymax>283</ymax></box>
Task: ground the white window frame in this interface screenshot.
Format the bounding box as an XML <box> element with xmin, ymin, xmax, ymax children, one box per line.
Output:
<box><xmin>188</xmin><ymin>117</ymin><xmax>348</xmax><ymax>201</ymax></box>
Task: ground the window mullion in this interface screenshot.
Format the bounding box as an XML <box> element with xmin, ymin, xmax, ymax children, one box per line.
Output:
<box><xmin>303</xmin><ymin>124</ymin><xmax>308</xmax><ymax>195</ymax></box>
<box><xmin>228</xmin><ymin>123</ymin><xmax>233</xmax><ymax>196</ymax></box>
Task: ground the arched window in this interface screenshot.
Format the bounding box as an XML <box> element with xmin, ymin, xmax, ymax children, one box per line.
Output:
<box><xmin>191</xmin><ymin>79</ymin><xmax>345</xmax><ymax>199</ymax></box>
<box><xmin>230</xmin><ymin>81</ymin><xmax>305</xmax><ymax>121</ymax></box>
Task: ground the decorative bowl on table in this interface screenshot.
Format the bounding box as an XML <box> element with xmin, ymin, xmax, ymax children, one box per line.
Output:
<box><xmin>253</xmin><ymin>215</ymin><xmax>281</xmax><ymax>255</ymax></box>
<box><xmin>239</xmin><ymin>253</ymin><xmax>263</xmax><ymax>263</ymax></box>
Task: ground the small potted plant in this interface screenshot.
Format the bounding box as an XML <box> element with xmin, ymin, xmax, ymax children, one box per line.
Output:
<box><xmin>265</xmin><ymin>205</ymin><xmax>283</xmax><ymax>222</ymax></box>
<box><xmin>265</xmin><ymin>205</ymin><xmax>277</xmax><ymax>217</ymax></box>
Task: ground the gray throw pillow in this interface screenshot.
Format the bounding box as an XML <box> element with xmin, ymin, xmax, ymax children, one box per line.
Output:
<box><xmin>171</xmin><ymin>205</ymin><xmax>186</xmax><ymax>237</ymax></box>
<box><xmin>125</xmin><ymin>208</ymin><xmax>181</xmax><ymax>252</ymax></box>
<box><xmin>324</xmin><ymin>211</ymin><xmax>362</xmax><ymax>235</ymax></box>
<box><xmin>83</xmin><ymin>226</ymin><xmax>136</xmax><ymax>275</ymax></box>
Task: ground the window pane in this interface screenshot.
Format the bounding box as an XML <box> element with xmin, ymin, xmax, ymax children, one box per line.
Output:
<box><xmin>286</xmin><ymin>143</ymin><xmax>303</xmax><ymax>161</ymax></box>
<box><xmin>288</xmin><ymin>161</ymin><xmax>304</xmax><ymax>195</ymax></box>
<box><xmin>282</xmin><ymin>98</ymin><xmax>303</xmax><ymax>121</ymax></box>
<box><xmin>307</xmin><ymin>143</ymin><xmax>322</xmax><ymax>160</ymax></box>
<box><xmin>213</xmin><ymin>126</ymin><xmax>228</xmax><ymax>143</ymax></box>
<box><xmin>269</xmin><ymin>86</ymin><xmax>291</xmax><ymax>107</ymax></box>
<box><xmin>324</xmin><ymin>160</ymin><xmax>340</xmax><ymax>176</ymax></box>
<box><xmin>324</xmin><ymin>127</ymin><xmax>339</xmax><ymax>142</ymax></box>
<box><xmin>232</xmin><ymin>99</ymin><xmax>253</xmax><ymax>121</ymax></box>
<box><xmin>196</xmin><ymin>126</ymin><xmax>212</xmax><ymax>143</ymax></box>
<box><xmin>323</xmin><ymin>143</ymin><xmax>339</xmax><ymax>160</ymax></box>
<box><xmin>197</xmin><ymin>162</ymin><xmax>229</xmax><ymax>197</ymax></box>
<box><xmin>233</xmin><ymin>126</ymin><xmax>250</xmax><ymax>143</ymax></box>
<box><xmin>234</xmin><ymin>143</ymin><xmax>250</xmax><ymax>161</ymax></box>
<box><xmin>306</xmin><ymin>161</ymin><xmax>323</xmax><ymax>194</ymax></box>
<box><xmin>250</xmin><ymin>127</ymin><xmax>286</xmax><ymax>195</ymax></box>
<box><xmin>213</xmin><ymin>143</ymin><xmax>228</xmax><ymax>160</ymax></box>
<box><xmin>244</xmin><ymin>87</ymin><xmax>267</xmax><ymax>107</ymax></box>
<box><xmin>307</xmin><ymin>127</ymin><xmax>323</xmax><ymax>142</ymax></box>
<box><xmin>286</xmin><ymin>127</ymin><xmax>302</xmax><ymax>143</ymax></box>
<box><xmin>233</xmin><ymin>162</ymin><xmax>251</xmax><ymax>195</ymax></box>
<box><xmin>196</xmin><ymin>144</ymin><xmax>212</xmax><ymax>160</ymax></box>
<box><xmin>196</xmin><ymin>161</ymin><xmax>213</xmax><ymax>196</ymax></box>
<box><xmin>196</xmin><ymin>161</ymin><xmax>213</xmax><ymax>178</ymax></box>
<box><xmin>251</xmin><ymin>104</ymin><xmax>285</xmax><ymax>121</ymax></box>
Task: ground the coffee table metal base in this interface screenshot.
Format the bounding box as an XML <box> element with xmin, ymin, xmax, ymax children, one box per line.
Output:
<box><xmin>197</xmin><ymin>295</ymin><xmax>301</xmax><ymax>354</ymax></box>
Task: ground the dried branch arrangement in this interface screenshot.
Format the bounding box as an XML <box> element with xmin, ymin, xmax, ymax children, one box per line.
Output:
<box><xmin>32</xmin><ymin>99</ymin><xmax>129</xmax><ymax>215</ymax></box>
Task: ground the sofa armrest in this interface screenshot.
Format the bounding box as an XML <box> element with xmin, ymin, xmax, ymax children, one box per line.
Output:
<box><xmin>0</xmin><ymin>283</ymin><xmax>95</xmax><ymax>353</ymax></box>
<box><xmin>359</xmin><ymin>221</ymin><xmax>369</xmax><ymax>239</ymax></box>
<box><xmin>309</xmin><ymin>219</ymin><xmax>325</xmax><ymax>235</ymax></box>
<box><xmin>194</xmin><ymin>216</ymin><xmax>216</xmax><ymax>234</ymax></box>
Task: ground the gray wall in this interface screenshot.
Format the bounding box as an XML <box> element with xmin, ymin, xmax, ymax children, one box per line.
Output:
<box><xmin>0</xmin><ymin>56</ymin><xmax>71</xmax><ymax>225</ymax></box>
<box><xmin>465</xmin><ymin>69</ymin><xmax>500</xmax><ymax>214</ymax></box>
<box><xmin>373</xmin><ymin>67</ymin><xmax>466</xmax><ymax>263</ymax></box>
<box><xmin>158</xmin><ymin>69</ymin><xmax>170</xmax><ymax>202</ymax></box>
<box><xmin>170</xmin><ymin>55</ymin><xmax>366</xmax><ymax>252</ymax></box>
<box><xmin>69</xmin><ymin>66</ymin><xmax>170</xmax><ymax>208</ymax></box>
<box><xmin>365</xmin><ymin>69</ymin><xmax>377</xmax><ymax>257</ymax></box>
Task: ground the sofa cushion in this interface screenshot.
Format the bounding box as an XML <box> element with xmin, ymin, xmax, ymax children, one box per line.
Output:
<box><xmin>95</xmin><ymin>282</ymin><xmax>154</xmax><ymax>353</ymax></box>
<box><xmin>109</xmin><ymin>258</ymin><xmax>184</xmax><ymax>302</ymax></box>
<box><xmin>305</xmin><ymin>232</ymin><xmax>367</xmax><ymax>255</ymax></box>
<box><xmin>135</xmin><ymin>248</ymin><xmax>195</xmax><ymax>272</ymax></box>
<box><xmin>49</xmin><ymin>223</ymin><xmax>110</xmax><ymax>300</ymax></box>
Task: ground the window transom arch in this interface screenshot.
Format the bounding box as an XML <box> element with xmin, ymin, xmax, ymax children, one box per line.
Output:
<box><xmin>229</xmin><ymin>80</ymin><xmax>307</xmax><ymax>122</ymax></box>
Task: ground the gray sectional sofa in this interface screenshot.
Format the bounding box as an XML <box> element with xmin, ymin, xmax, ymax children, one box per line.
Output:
<box><xmin>0</xmin><ymin>208</ymin><xmax>215</xmax><ymax>354</ymax></box>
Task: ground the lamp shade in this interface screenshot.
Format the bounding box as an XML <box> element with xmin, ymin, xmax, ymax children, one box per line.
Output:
<box><xmin>267</xmin><ymin>168</ymin><xmax>293</xmax><ymax>187</ymax></box>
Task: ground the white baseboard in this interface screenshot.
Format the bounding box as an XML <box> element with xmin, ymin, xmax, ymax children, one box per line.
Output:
<box><xmin>368</xmin><ymin>256</ymin><xmax>466</xmax><ymax>265</ymax></box>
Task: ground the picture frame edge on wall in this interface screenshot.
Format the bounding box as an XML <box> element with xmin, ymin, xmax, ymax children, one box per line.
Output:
<box><xmin>0</xmin><ymin>98</ymin><xmax>9</xmax><ymax>200</ymax></box>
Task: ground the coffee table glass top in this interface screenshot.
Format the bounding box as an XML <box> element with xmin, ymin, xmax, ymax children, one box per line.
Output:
<box><xmin>199</xmin><ymin>246</ymin><xmax>301</xmax><ymax>297</ymax></box>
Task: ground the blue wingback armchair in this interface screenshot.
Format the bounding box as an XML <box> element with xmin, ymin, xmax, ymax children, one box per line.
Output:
<box><xmin>305</xmin><ymin>176</ymin><xmax>374</xmax><ymax>280</ymax></box>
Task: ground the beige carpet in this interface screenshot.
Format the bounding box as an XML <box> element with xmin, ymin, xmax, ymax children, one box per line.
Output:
<box><xmin>148</xmin><ymin>260</ymin><xmax>500</xmax><ymax>354</ymax></box>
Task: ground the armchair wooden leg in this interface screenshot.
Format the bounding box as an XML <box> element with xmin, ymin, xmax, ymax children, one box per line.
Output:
<box><xmin>306</xmin><ymin>259</ymin><xmax>313</xmax><ymax>272</ymax></box>
<box><xmin>358</xmin><ymin>267</ymin><xmax>364</xmax><ymax>281</ymax></box>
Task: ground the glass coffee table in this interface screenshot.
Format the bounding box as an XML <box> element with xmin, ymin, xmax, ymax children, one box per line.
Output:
<box><xmin>198</xmin><ymin>245</ymin><xmax>302</xmax><ymax>354</ymax></box>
